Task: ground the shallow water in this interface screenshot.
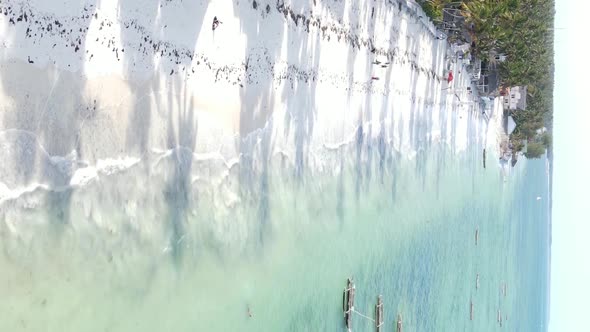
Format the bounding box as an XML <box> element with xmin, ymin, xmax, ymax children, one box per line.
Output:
<box><xmin>0</xmin><ymin>110</ymin><xmax>549</xmax><ymax>331</ymax></box>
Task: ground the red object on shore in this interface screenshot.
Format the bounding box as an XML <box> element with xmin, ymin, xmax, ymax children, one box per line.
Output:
<box><xmin>447</xmin><ymin>70</ymin><xmax>454</xmax><ymax>83</ymax></box>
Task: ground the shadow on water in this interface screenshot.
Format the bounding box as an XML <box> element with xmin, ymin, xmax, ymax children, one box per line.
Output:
<box><xmin>113</xmin><ymin>0</ymin><xmax>206</xmax><ymax>264</ymax></box>
<box><xmin>375</xmin><ymin>2</ymin><xmax>402</xmax><ymax>187</ymax></box>
<box><xmin>0</xmin><ymin>0</ymin><xmax>210</xmax><ymax>262</ymax></box>
<box><xmin>392</xmin><ymin>109</ymin><xmax>406</xmax><ymax>203</ymax></box>
<box><xmin>0</xmin><ymin>0</ymin><xmax>100</xmax><ymax>230</ymax></box>
<box><xmin>97</xmin><ymin>0</ymin><xmax>206</xmax><ymax>265</ymax></box>
<box><xmin>336</xmin><ymin>152</ymin><xmax>345</xmax><ymax>225</ymax></box>
<box><xmin>162</xmin><ymin>75</ymin><xmax>198</xmax><ymax>265</ymax></box>
<box><xmin>281</xmin><ymin>6</ymin><xmax>319</xmax><ymax>183</ymax></box>
<box><xmin>435</xmin><ymin>85</ymin><xmax>451</xmax><ymax>199</ymax></box>
<box><xmin>351</xmin><ymin>0</ymin><xmax>393</xmax><ymax>198</ymax></box>
<box><xmin>354</xmin><ymin>117</ymin><xmax>364</xmax><ymax>201</ymax></box>
<box><xmin>233</xmin><ymin>0</ymin><xmax>335</xmax><ymax>245</ymax></box>
<box><xmin>378</xmin><ymin>125</ymin><xmax>386</xmax><ymax>185</ymax></box>
<box><xmin>233</xmin><ymin>0</ymin><xmax>284</xmax><ymax>247</ymax></box>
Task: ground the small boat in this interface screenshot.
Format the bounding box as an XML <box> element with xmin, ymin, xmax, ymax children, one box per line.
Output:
<box><xmin>476</xmin><ymin>274</ymin><xmax>480</xmax><ymax>290</ymax></box>
<box><xmin>475</xmin><ymin>228</ymin><xmax>479</xmax><ymax>245</ymax></box>
<box><xmin>470</xmin><ymin>300</ymin><xmax>474</xmax><ymax>320</ymax></box>
<box><xmin>397</xmin><ymin>314</ymin><xmax>403</xmax><ymax>332</ymax></box>
<box><xmin>343</xmin><ymin>278</ymin><xmax>355</xmax><ymax>330</ymax></box>
<box><xmin>375</xmin><ymin>296</ymin><xmax>384</xmax><ymax>332</ymax></box>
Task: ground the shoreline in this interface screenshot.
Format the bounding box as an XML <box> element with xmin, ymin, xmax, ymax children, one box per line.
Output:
<box><xmin>0</xmin><ymin>0</ymin><xmax>500</xmax><ymax>205</ymax></box>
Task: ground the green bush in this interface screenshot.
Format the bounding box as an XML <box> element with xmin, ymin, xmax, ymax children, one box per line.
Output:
<box><xmin>524</xmin><ymin>141</ymin><xmax>546</xmax><ymax>159</ymax></box>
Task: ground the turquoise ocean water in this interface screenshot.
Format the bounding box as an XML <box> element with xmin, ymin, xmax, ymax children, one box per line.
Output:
<box><xmin>0</xmin><ymin>110</ymin><xmax>550</xmax><ymax>332</ymax></box>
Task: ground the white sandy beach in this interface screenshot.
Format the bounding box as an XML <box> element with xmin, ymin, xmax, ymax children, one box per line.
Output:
<box><xmin>0</xmin><ymin>0</ymin><xmax>499</xmax><ymax>210</ymax></box>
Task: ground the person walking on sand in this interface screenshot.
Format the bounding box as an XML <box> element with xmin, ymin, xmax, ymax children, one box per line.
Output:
<box><xmin>212</xmin><ymin>16</ymin><xmax>222</xmax><ymax>31</ymax></box>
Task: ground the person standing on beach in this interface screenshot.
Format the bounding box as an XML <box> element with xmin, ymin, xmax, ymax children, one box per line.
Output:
<box><xmin>212</xmin><ymin>16</ymin><xmax>222</xmax><ymax>31</ymax></box>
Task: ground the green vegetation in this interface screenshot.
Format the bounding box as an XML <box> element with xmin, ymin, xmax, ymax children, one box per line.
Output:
<box><xmin>418</xmin><ymin>0</ymin><xmax>555</xmax><ymax>157</ymax></box>
<box><xmin>524</xmin><ymin>141</ymin><xmax>546</xmax><ymax>159</ymax></box>
<box><xmin>541</xmin><ymin>131</ymin><xmax>552</xmax><ymax>147</ymax></box>
<box><xmin>420</xmin><ymin>0</ymin><xmax>446</xmax><ymax>20</ymax></box>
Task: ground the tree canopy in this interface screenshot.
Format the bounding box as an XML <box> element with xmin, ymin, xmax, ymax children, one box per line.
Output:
<box><xmin>524</xmin><ymin>141</ymin><xmax>546</xmax><ymax>159</ymax></box>
<box><xmin>419</xmin><ymin>0</ymin><xmax>555</xmax><ymax>157</ymax></box>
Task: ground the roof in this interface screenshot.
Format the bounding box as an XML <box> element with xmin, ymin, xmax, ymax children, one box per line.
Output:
<box><xmin>486</xmin><ymin>70</ymin><xmax>500</xmax><ymax>93</ymax></box>
<box><xmin>506</xmin><ymin>116</ymin><xmax>517</xmax><ymax>136</ymax></box>
<box><xmin>476</xmin><ymin>69</ymin><xmax>500</xmax><ymax>96</ymax></box>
